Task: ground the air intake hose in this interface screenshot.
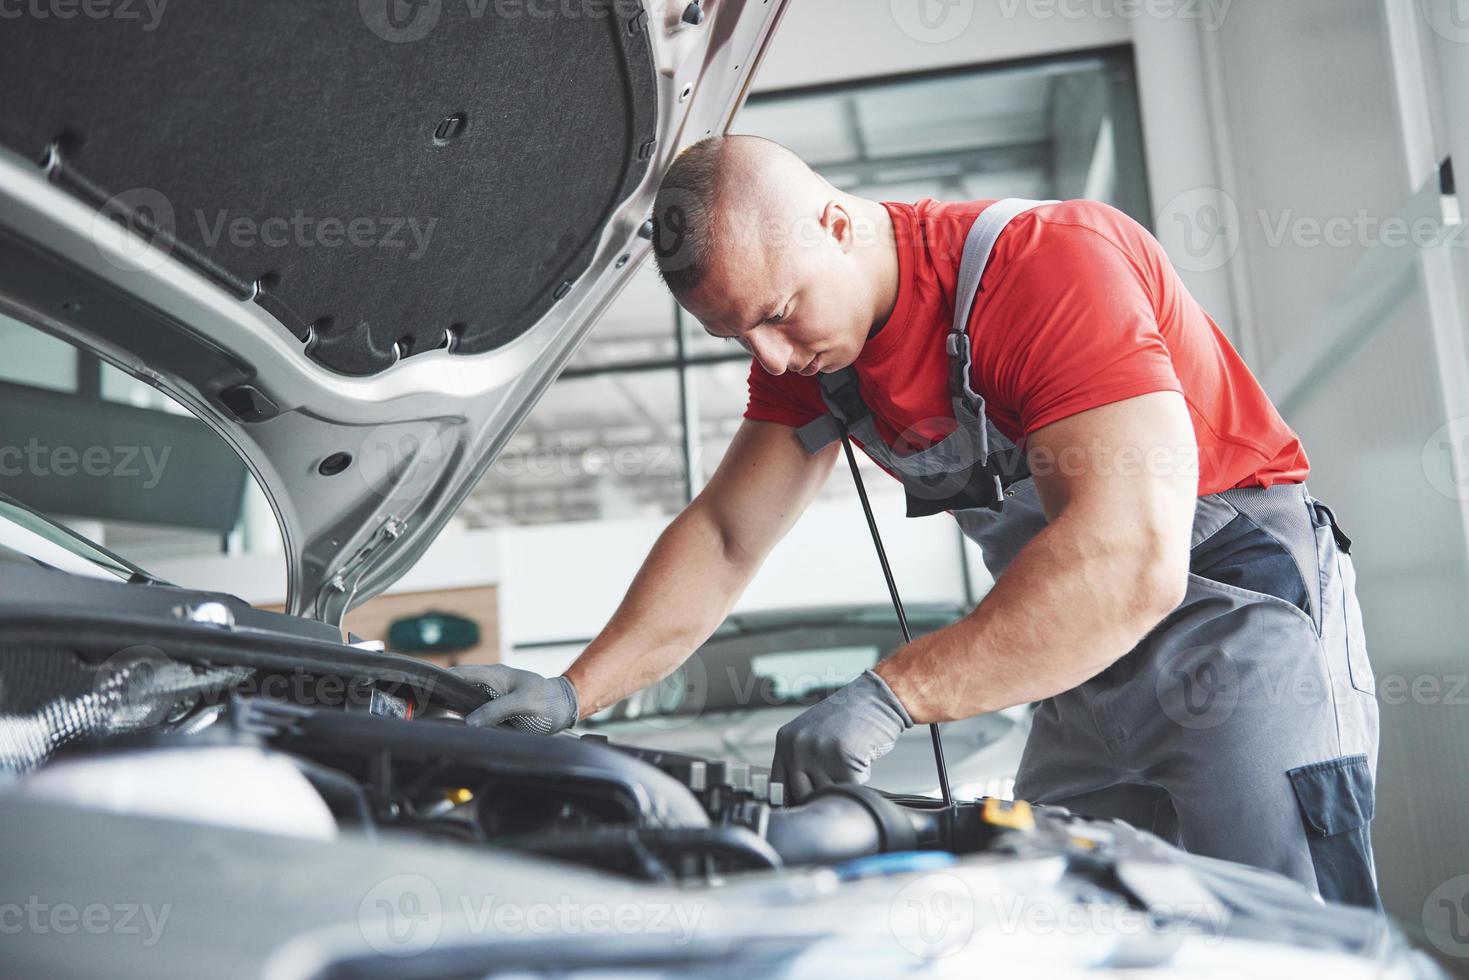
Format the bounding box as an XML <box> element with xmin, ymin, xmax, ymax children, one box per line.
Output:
<box><xmin>764</xmin><ymin>784</ymin><xmax>929</xmax><ymax>865</ymax></box>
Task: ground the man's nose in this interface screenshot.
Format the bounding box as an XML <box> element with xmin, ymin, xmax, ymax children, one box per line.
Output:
<box><xmin>747</xmin><ymin>327</ymin><xmax>793</xmax><ymax>376</ymax></box>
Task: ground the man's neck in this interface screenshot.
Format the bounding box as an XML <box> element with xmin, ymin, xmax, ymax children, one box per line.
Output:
<box><xmin>855</xmin><ymin>196</ymin><xmax>900</xmax><ymax>338</ymax></box>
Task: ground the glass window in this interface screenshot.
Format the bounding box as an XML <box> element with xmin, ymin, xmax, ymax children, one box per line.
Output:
<box><xmin>733</xmin><ymin>52</ymin><xmax>1151</xmax><ymax>226</ymax></box>
<box><xmin>0</xmin><ymin>313</ymin><xmax>77</xmax><ymax>393</ymax></box>
<box><xmin>464</xmin><ymin>370</ymin><xmax>688</xmax><ymax>526</ymax></box>
<box><xmin>568</xmin><ymin>260</ymin><xmax>681</xmax><ymax>369</ymax></box>
<box><xmin>0</xmin><ymin>313</ymin><xmax>284</xmax><ymax>584</ymax></box>
<box><xmin>751</xmin><ymin>645</ymin><xmax>881</xmax><ymax>701</ymax></box>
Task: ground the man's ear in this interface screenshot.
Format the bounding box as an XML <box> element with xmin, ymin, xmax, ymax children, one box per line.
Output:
<box><xmin>820</xmin><ymin>200</ymin><xmax>854</xmax><ymax>251</ymax></box>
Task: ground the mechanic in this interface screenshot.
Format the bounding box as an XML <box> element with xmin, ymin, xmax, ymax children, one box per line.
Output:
<box><xmin>455</xmin><ymin>136</ymin><xmax>1381</xmax><ymax>908</ymax></box>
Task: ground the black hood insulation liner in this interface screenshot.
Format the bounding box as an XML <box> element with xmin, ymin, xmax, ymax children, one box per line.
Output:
<box><xmin>0</xmin><ymin>0</ymin><xmax>659</xmax><ymax>376</ymax></box>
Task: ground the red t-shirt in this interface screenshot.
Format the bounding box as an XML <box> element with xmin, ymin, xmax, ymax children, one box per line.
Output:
<box><xmin>745</xmin><ymin>199</ymin><xmax>1309</xmax><ymax>495</ymax></box>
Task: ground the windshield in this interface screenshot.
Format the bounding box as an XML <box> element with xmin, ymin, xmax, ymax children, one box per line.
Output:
<box><xmin>584</xmin><ymin>610</ymin><xmax>962</xmax><ymax>724</ymax></box>
<box><xmin>0</xmin><ymin>490</ymin><xmax>162</xmax><ymax>583</ymax></box>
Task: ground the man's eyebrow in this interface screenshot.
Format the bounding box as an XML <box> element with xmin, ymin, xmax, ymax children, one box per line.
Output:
<box><xmin>698</xmin><ymin>302</ymin><xmax>779</xmax><ymax>340</ymax></box>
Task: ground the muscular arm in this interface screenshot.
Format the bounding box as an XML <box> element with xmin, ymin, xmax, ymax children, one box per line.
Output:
<box><xmin>875</xmin><ymin>391</ymin><xmax>1198</xmax><ymax>723</ymax></box>
<box><xmin>564</xmin><ymin>420</ymin><xmax>837</xmax><ymax>717</ymax></box>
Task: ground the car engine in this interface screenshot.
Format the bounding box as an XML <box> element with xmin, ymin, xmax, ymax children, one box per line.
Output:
<box><xmin>0</xmin><ymin>579</ymin><xmax>1441</xmax><ymax>976</ymax></box>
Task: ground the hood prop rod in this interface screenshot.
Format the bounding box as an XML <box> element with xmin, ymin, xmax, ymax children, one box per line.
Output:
<box><xmin>839</xmin><ymin>433</ymin><xmax>954</xmax><ymax>810</ymax></box>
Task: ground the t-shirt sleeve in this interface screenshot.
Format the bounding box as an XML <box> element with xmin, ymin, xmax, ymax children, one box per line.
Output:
<box><xmin>743</xmin><ymin>360</ymin><xmax>828</xmax><ymax>429</ymax></box>
<box><xmin>973</xmin><ymin>212</ymin><xmax>1183</xmax><ymax>438</ymax></box>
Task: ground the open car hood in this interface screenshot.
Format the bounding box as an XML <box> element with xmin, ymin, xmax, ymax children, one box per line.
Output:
<box><xmin>0</xmin><ymin>0</ymin><xmax>787</xmax><ymax>624</ymax></box>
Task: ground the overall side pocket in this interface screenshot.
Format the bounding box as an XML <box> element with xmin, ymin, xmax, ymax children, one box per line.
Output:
<box><xmin>1287</xmin><ymin>754</ymin><xmax>1379</xmax><ymax>909</ymax></box>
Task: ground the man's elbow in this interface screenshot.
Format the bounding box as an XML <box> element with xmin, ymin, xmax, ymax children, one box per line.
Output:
<box><xmin>1128</xmin><ymin>539</ymin><xmax>1190</xmax><ymax>623</ymax></box>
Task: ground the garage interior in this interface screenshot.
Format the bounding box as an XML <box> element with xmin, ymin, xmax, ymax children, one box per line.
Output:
<box><xmin>1</xmin><ymin>0</ymin><xmax>1466</xmax><ymax>973</ymax></box>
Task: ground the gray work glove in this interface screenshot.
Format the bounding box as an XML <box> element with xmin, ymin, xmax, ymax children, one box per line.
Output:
<box><xmin>451</xmin><ymin>664</ymin><xmax>580</xmax><ymax>735</ymax></box>
<box><xmin>770</xmin><ymin>669</ymin><xmax>914</xmax><ymax>804</ymax></box>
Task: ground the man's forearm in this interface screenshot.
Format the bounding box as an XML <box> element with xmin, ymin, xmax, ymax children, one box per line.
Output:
<box><xmin>562</xmin><ymin>502</ymin><xmax>757</xmax><ymax>717</ymax></box>
<box><xmin>875</xmin><ymin>512</ymin><xmax>1188</xmax><ymax>724</ymax></box>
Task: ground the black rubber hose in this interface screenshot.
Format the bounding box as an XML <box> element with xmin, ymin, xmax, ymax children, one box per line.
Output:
<box><xmin>765</xmin><ymin>785</ymin><xmax>931</xmax><ymax>865</ymax></box>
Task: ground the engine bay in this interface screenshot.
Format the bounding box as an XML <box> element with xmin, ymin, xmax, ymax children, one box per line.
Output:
<box><xmin>2</xmin><ymin>637</ymin><xmax>1072</xmax><ymax>884</ymax></box>
<box><xmin>0</xmin><ymin>574</ymin><xmax>1438</xmax><ymax>977</ymax></box>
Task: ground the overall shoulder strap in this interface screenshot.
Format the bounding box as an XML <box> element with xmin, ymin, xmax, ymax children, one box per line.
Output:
<box><xmin>799</xmin><ymin>198</ymin><xmax>1059</xmax><ymax>454</ymax></box>
<box><xmin>796</xmin><ymin>368</ymin><xmax>864</xmax><ymax>454</ymax></box>
<box><xmin>948</xmin><ymin>199</ymin><xmax>1058</xmax><ymax>420</ymax></box>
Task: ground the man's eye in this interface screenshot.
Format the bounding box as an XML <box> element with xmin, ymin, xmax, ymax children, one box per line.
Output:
<box><xmin>765</xmin><ymin>312</ymin><xmax>785</xmax><ymax>325</ymax></box>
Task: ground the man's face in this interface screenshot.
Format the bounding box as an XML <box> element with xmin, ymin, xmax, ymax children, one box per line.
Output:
<box><xmin>680</xmin><ymin>202</ymin><xmax>872</xmax><ymax>378</ymax></box>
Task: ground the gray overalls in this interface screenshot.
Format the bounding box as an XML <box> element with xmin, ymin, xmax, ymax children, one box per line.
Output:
<box><xmin>796</xmin><ymin>199</ymin><xmax>1382</xmax><ymax>908</ymax></box>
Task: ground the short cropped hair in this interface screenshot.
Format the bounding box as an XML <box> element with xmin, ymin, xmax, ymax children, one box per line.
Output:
<box><xmin>651</xmin><ymin>137</ymin><xmax>726</xmax><ymax>298</ymax></box>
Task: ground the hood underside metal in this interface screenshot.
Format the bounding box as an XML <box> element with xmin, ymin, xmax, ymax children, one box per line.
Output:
<box><xmin>0</xmin><ymin>0</ymin><xmax>789</xmax><ymax>624</ymax></box>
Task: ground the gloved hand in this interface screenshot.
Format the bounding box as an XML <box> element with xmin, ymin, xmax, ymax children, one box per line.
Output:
<box><xmin>770</xmin><ymin>669</ymin><xmax>914</xmax><ymax>804</ymax></box>
<box><xmin>451</xmin><ymin>664</ymin><xmax>580</xmax><ymax>735</ymax></box>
